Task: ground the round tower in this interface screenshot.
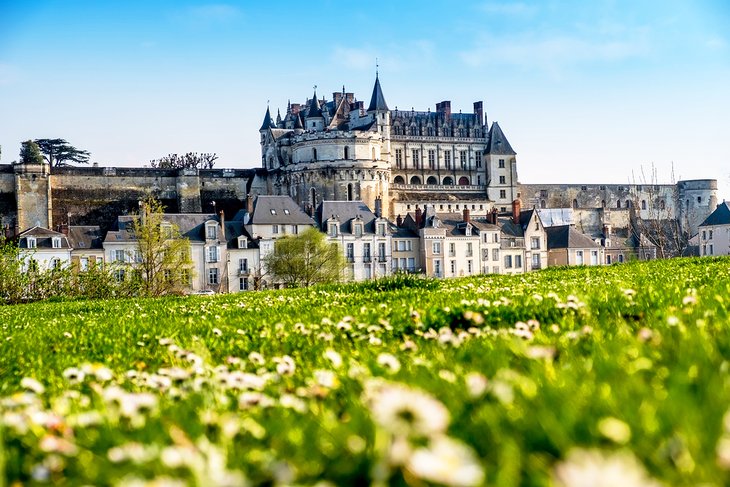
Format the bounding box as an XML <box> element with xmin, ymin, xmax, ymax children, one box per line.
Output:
<box><xmin>677</xmin><ymin>179</ymin><xmax>718</xmax><ymax>235</ymax></box>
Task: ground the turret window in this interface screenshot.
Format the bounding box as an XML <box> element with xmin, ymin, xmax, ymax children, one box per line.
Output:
<box><xmin>498</xmin><ymin>159</ymin><xmax>505</xmax><ymax>168</ymax></box>
<box><xmin>344</xmin><ymin>147</ymin><xmax>349</xmax><ymax>159</ymax></box>
<box><xmin>313</xmin><ymin>148</ymin><xmax>317</xmax><ymax>160</ymax></box>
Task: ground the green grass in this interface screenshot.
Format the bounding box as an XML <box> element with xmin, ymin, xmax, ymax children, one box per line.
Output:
<box><xmin>1</xmin><ymin>257</ymin><xmax>730</xmax><ymax>486</ymax></box>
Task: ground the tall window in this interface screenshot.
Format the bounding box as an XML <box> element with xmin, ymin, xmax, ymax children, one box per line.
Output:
<box><xmin>206</xmin><ymin>224</ymin><xmax>217</xmax><ymax>240</ymax></box>
<box><xmin>378</xmin><ymin>242</ymin><xmax>386</xmax><ymax>260</ymax></box>
<box><xmin>344</xmin><ymin>146</ymin><xmax>349</xmax><ymax>159</ymax></box>
<box><xmin>499</xmin><ymin>176</ymin><xmax>506</xmax><ymax>184</ymax></box>
<box><xmin>239</xmin><ymin>258</ymin><xmax>248</xmax><ymax>273</ymax></box>
<box><xmin>498</xmin><ymin>159</ymin><xmax>505</xmax><ymax>168</ymax></box>
<box><xmin>27</xmin><ymin>237</ymin><xmax>36</xmax><ymax>249</ymax></box>
<box><xmin>363</xmin><ymin>243</ymin><xmax>371</xmax><ymax>261</ymax></box>
<box><xmin>576</xmin><ymin>250</ymin><xmax>584</xmax><ymax>265</ymax></box>
<box><xmin>114</xmin><ymin>249</ymin><xmax>125</xmax><ymax>262</ymax></box>
<box><xmin>208</xmin><ymin>268</ymin><xmax>219</xmax><ymax>285</ymax></box>
<box><xmin>346</xmin><ymin>243</ymin><xmax>354</xmax><ymax>262</ymax></box>
<box><xmin>412</xmin><ymin>149</ymin><xmax>420</xmax><ymax>169</ymax></box>
<box><xmin>239</xmin><ymin>277</ymin><xmax>248</xmax><ymax>291</ymax></box>
<box><xmin>444</xmin><ymin>151</ymin><xmax>451</xmax><ymax>169</ymax></box>
<box><xmin>531</xmin><ymin>237</ymin><xmax>540</xmax><ymax>249</ymax></box>
<box><xmin>475</xmin><ymin>152</ymin><xmax>482</xmax><ymax>168</ymax></box>
<box><xmin>395</xmin><ymin>149</ymin><xmax>403</xmax><ymax>168</ymax></box>
<box><xmin>52</xmin><ymin>237</ymin><xmax>61</xmax><ymax>249</ymax></box>
<box><xmin>433</xmin><ymin>241</ymin><xmax>441</xmax><ymax>254</ymax></box>
<box><xmin>207</xmin><ymin>245</ymin><xmax>219</xmax><ymax>263</ymax></box>
<box><xmin>500</xmin><ymin>190</ymin><xmax>506</xmax><ymax>199</ymax></box>
<box><xmin>460</xmin><ymin>151</ymin><xmax>467</xmax><ymax>169</ymax></box>
<box><xmin>428</xmin><ymin>150</ymin><xmax>435</xmax><ymax>169</ymax></box>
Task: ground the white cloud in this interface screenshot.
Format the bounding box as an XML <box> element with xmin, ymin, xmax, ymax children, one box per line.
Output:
<box><xmin>459</xmin><ymin>32</ymin><xmax>650</xmax><ymax>78</ymax></box>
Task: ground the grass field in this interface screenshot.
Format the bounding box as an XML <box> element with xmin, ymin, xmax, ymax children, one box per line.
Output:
<box><xmin>2</xmin><ymin>257</ymin><xmax>730</xmax><ymax>486</ymax></box>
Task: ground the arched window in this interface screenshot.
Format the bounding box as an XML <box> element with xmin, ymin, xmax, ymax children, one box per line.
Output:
<box><xmin>372</xmin><ymin>147</ymin><xmax>376</xmax><ymax>160</ymax></box>
<box><xmin>573</xmin><ymin>199</ymin><xmax>578</xmax><ymax>209</ymax></box>
<box><xmin>344</xmin><ymin>147</ymin><xmax>349</xmax><ymax>159</ymax></box>
<box><xmin>410</xmin><ymin>176</ymin><xmax>422</xmax><ymax>185</ymax></box>
<box><xmin>458</xmin><ymin>176</ymin><xmax>470</xmax><ymax>185</ymax></box>
<box><xmin>660</xmin><ymin>200</ymin><xmax>666</xmax><ymax>210</ymax></box>
<box><xmin>393</xmin><ymin>175</ymin><xmax>405</xmax><ymax>184</ymax></box>
<box><xmin>641</xmin><ymin>200</ymin><xmax>647</xmax><ymax>210</ymax></box>
<box><xmin>601</xmin><ymin>200</ymin><xmax>606</xmax><ymax>208</ymax></box>
<box><xmin>625</xmin><ymin>200</ymin><xmax>631</xmax><ymax>209</ymax></box>
<box><xmin>313</xmin><ymin>148</ymin><xmax>317</xmax><ymax>161</ymax></box>
<box><xmin>443</xmin><ymin>176</ymin><xmax>454</xmax><ymax>185</ymax></box>
<box><xmin>347</xmin><ymin>183</ymin><xmax>353</xmax><ymax>201</ymax></box>
<box><xmin>426</xmin><ymin>176</ymin><xmax>438</xmax><ymax>185</ymax></box>
<box><xmin>617</xmin><ymin>200</ymin><xmax>621</xmax><ymax>209</ymax></box>
<box><xmin>427</xmin><ymin>126</ymin><xmax>435</xmax><ymax>136</ymax></box>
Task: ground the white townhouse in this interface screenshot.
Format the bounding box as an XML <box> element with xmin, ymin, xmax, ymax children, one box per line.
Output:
<box><xmin>316</xmin><ymin>199</ymin><xmax>392</xmax><ymax>280</ymax></box>
<box><xmin>698</xmin><ymin>202</ymin><xmax>730</xmax><ymax>256</ymax></box>
<box><xmin>17</xmin><ymin>226</ymin><xmax>72</xmax><ymax>271</ymax></box>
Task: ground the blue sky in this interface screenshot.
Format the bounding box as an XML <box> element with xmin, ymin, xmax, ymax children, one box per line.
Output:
<box><xmin>1</xmin><ymin>1</ymin><xmax>729</xmax><ymax>198</ymax></box>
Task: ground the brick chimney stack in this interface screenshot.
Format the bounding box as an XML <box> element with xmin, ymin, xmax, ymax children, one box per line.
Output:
<box><xmin>463</xmin><ymin>208</ymin><xmax>470</xmax><ymax>223</ymax></box>
<box><xmin>473</xmin><ymin>101</ymin><xmax>483</xmax><ymax>125</ymax></box>
<box><xmin>246</xmin><ymin>194</ymin><xmax>254</xmax><ymax>215</ymax></box>
<box><xmin>415</xmin><ymin>208</ymin><xmax>423</xmax><ymax>227</ymax></box>
<box><xmin>396</xmin><ymin>214</ymin><xmax>403</xmax><ymax>227</ymax></box>
<box><xmin>512</xmin><ymin>199</ymin><xmax>521</xmax><ymax>224</ymax></box>
<box><xmin>374</xmin><ymin>196</ymin><xmax>382</xmax><ymax>218</ymax></box>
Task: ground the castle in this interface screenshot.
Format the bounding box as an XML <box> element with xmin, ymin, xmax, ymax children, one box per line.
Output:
<box><xmin>0</xmin><ymin>75</ymin><xmax>718</xmax><ymax>243</ymax></box>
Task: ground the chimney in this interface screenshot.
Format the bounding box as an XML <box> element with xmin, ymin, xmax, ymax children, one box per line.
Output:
<box><xmin>436</xmin><ymin>101</ymin><xmax>451</xmax><ymax>122</ymax></box>
<box><xmin>374</xmin><ymin>196</ymin><xmax>382</xmax><ymax>218</ymax></box>
<box><xmin>603</xmin><ymin>224</ymin><xmax>611</xmax><ymax>237</ymax></box>
<box><xmin>473</xmin><ymin>101</ymin><xmax>483</xmax><ymax>126</ymax></box>
<box><xmin>396</xmin><ymin>214</ymin><xmax>403</xmax><ymax>227</ymax></box>
<box><xmin>333</xmin><ymin>91</ymin><xmax>343</xmax><ymax>106</ymax></box>
<box><xmin>60</xmin><ymin>224</ymin><xmax>69</xmax><ymax>236</ymax></box>
<box><xmin>512</xmin><ymin>199</ymin><xmax>521</xmax><ymax>224</ymax></box>
<box><xmin>246</xmin><ymin>194</ymin><xmax>254</xmax><ymax>215</ymax></box>
<box><xmin>219</xmin><ymin>210</ymin><xmax>226</xmax><ymax>241</ymax></box>
<box><xmin>463</xmin><ymin>208</ymin><xmax>470</xmax><ymax>223</ymax></box>
<box><xmin>415</xmin><ymin>208</ymin><xmax>423</xmax><ymax>227</ymax></box>
<box><xmin>291</xmin><ymin>103</ymin><xmax>301</xmax><ymax>115</ymax></box>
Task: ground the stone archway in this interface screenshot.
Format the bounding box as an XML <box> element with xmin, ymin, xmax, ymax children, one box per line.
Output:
<box><xmin>393</xmin><ymin>175</ymin><xmax>405</xmax><ymax>184</ymax></box>
<box><xmin>458</xmin><ymin>176</ymin><xmax>470</xmax><ymax>185</ymax></box>
<box><xmin>410</xmin><ymin>176</ymin><xmax>422</xmax><ymax>185</ymax></box>
<box><xmin>426</xmin><ymin>176</ymin><xmax>438</xmax><ymax>185</ymax></box>
<box><xmin>443</xmin><ymin>176</ymin><xmax>454</xmax><ymax>185</ymax></box>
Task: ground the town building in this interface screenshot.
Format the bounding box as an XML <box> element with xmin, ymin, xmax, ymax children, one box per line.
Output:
<box><xmin>545</xmin><ymin>225</ymin><xmax>605</xmax><ymax>267</ymax></box>
<box><xmin>698</xmin><ymin>202</ymin><xmax>730</xmax><ymax>256</ymax></box>
<box><xmin>17</xmin><ymin>226</ymin><xmax>72</xmax><ymax>271</ymax></box>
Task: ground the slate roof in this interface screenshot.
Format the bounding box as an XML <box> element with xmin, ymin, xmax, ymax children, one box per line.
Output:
<box><xmin>250</xmin><ymin>196</ymin><xmax>316</xmax><ymax>225</ymax></box>
<box><xmin>699</xmin><ymin>202</ymin><xmax>730</xmax><ymax>227</ymax></box>
<box><xmin>68</xmin><ymin>225</ymin><xmax>104</xmax><ymax>250</ymax></box>
<box><xmin>546</xmin><ymin>225</ymin><xmax>601</xmax><ymax>250</ymax></box>
<box><xmin>306</xmin><ymin>91</ymin><xmax>323</xmax><ymax>118</ymax></box>
<box><xmin>105</xmin><ymin>214</ymin><xmax>219</xmax><ymax>243</ymax></box>
<box><xmin>18</xmin><ymin>226</ymin><xmax>71</xmax><ymax>249</ymax></box>
<box><xmin>223</xmin><ymin>221</ymin><xmax>257</xmax><ymax>249</ymax></box>
<box><xmin>486</xmin><ymin>122</ymin><xmax>516</xmax><ymax>155</ymax></box>
<box><xmin>367</xmin><ymin>75</ymin><xmax>389</xmax><ymax>112</ymax></box>
<box><xmin>260</xmin><ymin>106</ymin><xmax>274</xmax><ymax>131</ymax></box>
<box><xmin>316</xmin><ymin>201</ymin><xmax>378</xmax><ymax>234</ymax></box>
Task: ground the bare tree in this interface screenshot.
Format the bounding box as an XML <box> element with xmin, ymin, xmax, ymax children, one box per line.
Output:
<box><xmin>630</xmin><ymin>163</ymin><xmax>690</xmax><ymax>258</ymax></box>
<box><xmin>149</xmin><ymin>152</ymin><xmax>218</xmax><ymax>169</ymax></box>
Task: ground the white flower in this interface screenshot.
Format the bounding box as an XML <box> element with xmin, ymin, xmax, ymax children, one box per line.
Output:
<box><xmin>20</xmin><ymin>377</ymin><xmax>45</xmax><ymax>395</ymax></box>
<box><xmin>323</xmin><ymin>349</ymin><xmax>343</xmax><ymax>368</ymax></box>
<box><xmin>248</xmin><ymin>351</ymin><xmax>265</xmax><ymax>365</ymax></box>
<box><xmin>597</xmin><ymin>417</ymin><xmax>632</xmax><ymax>444</ymax></box>
<box><xmin>366</xmin><ymin>381</ymin><xmax>449</xmax><ymax>437</ymax></box>
<box><xmin>279</xmin><ymin>393</ymin><xmax>307</xmax><ymax>413</ymax></box>
<box><xmin>63</xmin><ymin>367</ymin><xmax>86</xmax><ymax>384</ymax></box>
<box><xmin>464</xmin><ymin>372</ymin><xmax>488</xmax><ymax>398</ymax></box>
<box><xmin>376</xmin><ymin>353</ymin><xmax>401</xmax><ymax>373</ymax></box>
<box><xmin>82</xmin><ymin>363</ymin><xmax>114</xmax><ymax>382</ymax></box>
<box><xmin>553</xmin><ymin>449</ymin><xmax>663</xmax><ymax>487</ymax></box>
<box><xmin>313</xmin><ymin>369</ymin><xmax>338</xmax><ymax>389</ymax></box>
<box><xmin>406</xmin><ymin>436</ymin><xmax>485</xmax><ymax>487</ymax></box>
<box><xmin>274</xmin><ymin>355</ymin><xmax>296</xmax><ymax>376</ymax></box>
<box><xmin>212</xmin><ymin>327</ymin><xmax>222</xmax><ymax>337</ymax></box>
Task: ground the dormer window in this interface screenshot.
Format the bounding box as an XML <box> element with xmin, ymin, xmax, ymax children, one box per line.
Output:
<box><xmin>283</xmin><ymin>209</ymin><xmax>290</xmax><ymax>215</ymax></box>
<box><xmin>354</xmin><ymin>223</ymin><xmax>363</xmax><ymax>237</ymax></box>
<box><xmin>270</xmin><ymin>209</ymin><xmax>277</xmax><ymax>215</ymax></box>
<box><xmin>377</xmin><ymin>223</ymin><xmax>386</xmax><ymax>236</ymax></box>
<box><xmin>465</xmin><ymin>225</ymin><xmax>472</xmax><ymax>237</ymax></box>
<box><xmin>52</xmin><ymin>237</ymin><xmax>62</xmax><ymax>249</ymax></box>
<box><xmin>202</xmin><ymin>223</ymin><xmax>215</xmax><ymax>240</ymax></box>
<box><xmin>238</xmin><ymin>236</ymin><xmax>248</xmax><ymax>249</ymax></box>
<box><xmin>27</xmin><ymin>237</ymin><xmax>36</xmax><ymax>249</ymax></box>
<box><xmin>328</xmin><ymin>223</ymin><xmax>338</xmax><ymax>237</ymax></box>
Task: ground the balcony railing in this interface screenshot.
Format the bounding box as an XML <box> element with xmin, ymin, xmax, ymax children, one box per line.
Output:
<box><xmin>391</xmin><ymin>183</ymin><xmax>486</xmax><ymax>192</ymax></box>
<box><xmin>363</xmin><ymin>256</ymin><xmax>372</xmax><ymax>263</ymax></box>
<box><xmin>238</xmin><ymin>268</ymin><xmax>249</xmax><ymax>275</ymax></box>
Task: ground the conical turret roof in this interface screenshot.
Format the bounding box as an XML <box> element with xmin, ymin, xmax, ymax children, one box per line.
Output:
<box><xmin>259</xmin><ymin>106</ymin><xmax>274</xmax><ymax>131</ymax></box>
<box><xmin>486</xmin><ymin>122</ymin><xmax>516</xmax><ymax>155</ymax></box>
<box><xmin>294</xmin><ymin>113</ymin><xmax>304</xmax><ymax>129</ymax></box>
<box><xmin>367</xmin><ymin>74</ymin><xmax>389</xmax><ymax>112</ymax></box>
<box><xmin>306</xmin><ymin>91</ymin><xmax>322</xmax><ymax>118</ymax></box>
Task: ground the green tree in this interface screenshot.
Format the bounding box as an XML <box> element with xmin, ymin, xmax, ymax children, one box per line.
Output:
<box><xmin>150</xmin><ymin>152</ymin><xmax>218</xmax><ymax>169</ymax></box>
<box><xmin>264</xmin><ymin>227</ymin><xmax>346</xmax><ymax>288</ymax></box>
<box><xmin>130</xmin><ymin>197</ymin><xmax>193</xmax><ymax>297</ymax></box>
<box><xmin>34</xmin><ymin>138</ymin><xmax>91</xmax><ymax>167</ymax></box>
<box><xmin>19</xmin><ymin>140</ymin><xmax>45</xmax><ymax>165</ymax></box>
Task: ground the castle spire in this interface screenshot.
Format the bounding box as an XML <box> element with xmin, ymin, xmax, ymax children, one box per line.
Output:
<box><xmin>306</xmin><ymin>89</ymin><xmax>322</xmax><ymax>118</ymax></box>
<box><xmin>259</xmin><ymin>106</ymin><xmax>274</xmax><ymax>131</ymax></box>
<box><xmin>367</xmin><ymin>73</ymin><xmax>388</xmax><ymax>112</ymax></box>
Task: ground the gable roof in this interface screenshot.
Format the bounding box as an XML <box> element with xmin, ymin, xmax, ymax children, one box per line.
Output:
<box><xmin>486</xmin><ymin>122</ymin><xmax>516</xmax><ymax>155</ymax></box>
<box><xmin>250</xmin><ymin>196</ymin><xmax>316</xmax><ymax>225</ymax></box>
<box><xmin>18</xmin><ymin>226</ymin><xmax>71</xmax><ymax>249</ymax></box>
<box><xmin>316</xmin><ymin>201</ymin><xmax>378</xmax><ymax>234</ymax></box>
<box><xmin>68</xmin><ymin>225</ymin><xmax>104</xmax><ymax>250</ymax></box>
<box><xmin>699</xmin><ymin>202</ymin><xmax>730</xmax><ymax>226</ymax></box>
<box><xmin>546</xmin><ymin>225</ymin><xmax>601</xmax><ymax>250</ymax></box>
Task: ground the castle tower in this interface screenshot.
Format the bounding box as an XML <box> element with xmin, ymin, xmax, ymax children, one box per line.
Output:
<box><xmin>305</xmin><ymin>91</ymin><xmax>324</xmax><ymax>132</ymax></box>
<box><xmin>14</xmin><ymin>159</ymin><xmax>52</xmax><ymax>231</ymax></box>
<box><xmin>485</xmin><ymin>122</ymin><xmax>518</xmax><ymax>209</ymax></box>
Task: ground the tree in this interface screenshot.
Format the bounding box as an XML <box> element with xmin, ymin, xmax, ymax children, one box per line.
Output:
<box><xmin>19</xmin><ymin>140</ymin><xmax>45</xmax><ymax>164</ymax></box>
<box><xmin>130</xmin><ymin>197</ymin><xmax>193</xmax><ymax>297</ymax></box>
<box><xmin>149</xmin><ymin>152</ymin><xmax>218</xmax><ymax>170</ymax></box>
<box><xmin>264</xmin><ymin>228</ymin><xmax>346</xmax><ymax>288</ymax></box>
<box><xmin>34</xmin><ymin>138</ymin><xmax>91</xmax><ymax>167</ymax></box>
<box><xmin>630</xmin><ymin>163</ymin><xmax>689</xmax><ymax>259</ymax></box>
